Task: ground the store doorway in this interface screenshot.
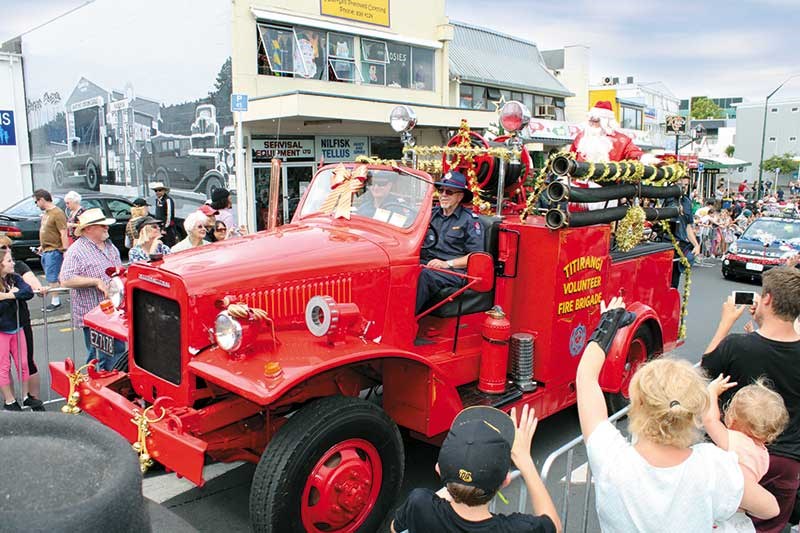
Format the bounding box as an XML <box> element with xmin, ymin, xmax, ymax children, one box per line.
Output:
<box><xmin>283</xmin><ymin>163</ymin><xmax>315</xmax><ymax>223</ymax></box>
<box><xmin>254</xmin><ymin>162</ymin><xmax>316</xmax><ymax>230</ymax></box>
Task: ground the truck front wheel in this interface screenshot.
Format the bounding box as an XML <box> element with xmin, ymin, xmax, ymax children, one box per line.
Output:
<box><xmin>604</xmin><ymin>326</ymin><xmax>655</xmax><ymax>414</ymax></box>
<box><xmin>249</xmin><ymin>395</ymin><xmax>404</xmax><ymax>533</ymax></box>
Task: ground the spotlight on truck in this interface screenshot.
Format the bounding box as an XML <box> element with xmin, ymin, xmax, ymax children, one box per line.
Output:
<box><xmin>389</xmin><ymin>105</ymin><xmax>417</xmax><ymax>133</ymax></box>
<box><xmin>499</xmin><ymin>101</ymin><xmax>531</xmax><ymax>133</ymax></box>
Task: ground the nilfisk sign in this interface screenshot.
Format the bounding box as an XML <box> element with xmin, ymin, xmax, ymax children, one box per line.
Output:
<box><xmin>315</xmin><ymin>136</ymin><xmax>368</xmax><ymax>162</ymax></box>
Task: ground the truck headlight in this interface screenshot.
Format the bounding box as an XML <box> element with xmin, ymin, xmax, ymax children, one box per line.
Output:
<box><xmin>215</xmin><ymin>311</ymin><xmax>242</xmax><ymax>351</ymax></box>
<box><xmin>108</xmin><ymin>276</ymin><xmax>125</xmax><ymax>309</ymax></box>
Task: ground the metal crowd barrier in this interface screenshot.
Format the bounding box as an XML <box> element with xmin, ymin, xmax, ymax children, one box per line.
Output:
<box><xmin>488</xmin><ymin>405</ymin><xmax>631</xmax><ymax>532</ymax></box>
<box><xmin>6</xmin><ymin>287</ymin><xmax>77</xmax><ymax>409</ymax></box>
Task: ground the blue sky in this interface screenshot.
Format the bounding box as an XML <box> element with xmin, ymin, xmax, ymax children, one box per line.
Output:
<box><xmin>3</xmin><ymin>0</ymin><xmax>800</xmax><ymax>103</ymax></box>
<box><xmin>447</xmin><ymin>0</ymin><xmax>800</xmax><ymax>102</ymax></box>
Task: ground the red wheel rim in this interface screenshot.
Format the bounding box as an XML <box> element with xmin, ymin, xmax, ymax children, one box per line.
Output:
<box><xmin>620</xmin><ymin>338</ymin><xmax>647</xmax><ymax>399</ymax></box>
<box><xmin>301</xmin><ymin>438</ymin><xmax>383</xmax><ymax>533</ymax></box>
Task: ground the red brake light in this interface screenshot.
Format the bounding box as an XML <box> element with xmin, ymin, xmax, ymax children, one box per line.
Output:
<box><xmin>0</xmin><ymin>226</ymin><xmax>22</xmax><ymax>238</ymax></box>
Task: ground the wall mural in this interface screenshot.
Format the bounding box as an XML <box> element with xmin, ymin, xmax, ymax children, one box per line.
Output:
<box><xmin>22</xmin><ymin>0</ymin><xmax>233</xmax><ymax>213</ymax></box>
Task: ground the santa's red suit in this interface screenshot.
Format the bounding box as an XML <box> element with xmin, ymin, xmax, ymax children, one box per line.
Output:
<box><xmin>565</xmin><ymin>101</ymin><xmax>646</xmax><ymax>211</ymax></box>
<box><xmin>569</xmin><ymin>129</ymin><xmax>643</xmax><ymax>163</ymax></box>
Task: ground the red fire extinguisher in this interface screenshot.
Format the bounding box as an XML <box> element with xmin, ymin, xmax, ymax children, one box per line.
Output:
<box><xmin>479</xmin><ymin>305</ymin><xmax>511</xmax><ymax>394</ymax></box>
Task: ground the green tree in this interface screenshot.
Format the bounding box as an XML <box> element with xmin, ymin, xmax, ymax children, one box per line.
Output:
<box><xmin>209</xmin><ymin>57</ymin><xmax>233</xmax><ymax>127</ymax></box>
<box><xmin>724</xmin><ymin>145</ymin><xmax>735</xmax><ymax>157</ymax></box>
<box><xmin>761</xmin><ymin>152</ymin><xmax>798</xmax><ymax>174</ymax></box>
<box><xmin>690</xmin><ymin>97</ymin><xmax>724</xmax><ymax>119</ymax></box>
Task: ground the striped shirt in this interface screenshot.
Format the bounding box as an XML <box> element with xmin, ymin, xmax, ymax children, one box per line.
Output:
<box><xmin>59</xmin><ymin>236</ymin><xmax>122</xmax><ymax>328</ymax></box>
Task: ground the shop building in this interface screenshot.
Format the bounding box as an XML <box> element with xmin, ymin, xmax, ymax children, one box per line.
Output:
<box><xmin>232</xmin><ymin>0</ymin><xmax>574</xmax><ymax>228</ymax></box>
<box><xmin>0</xmin><ymin>42</ymin><xmax>32</xmax><ymax>204</ymax></box>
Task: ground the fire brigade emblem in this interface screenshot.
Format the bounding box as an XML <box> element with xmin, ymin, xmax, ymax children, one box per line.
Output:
<box><xmin>570</xmin><ymin>324</ymin><xmax>587</xmax><ymax>357</ymax></box>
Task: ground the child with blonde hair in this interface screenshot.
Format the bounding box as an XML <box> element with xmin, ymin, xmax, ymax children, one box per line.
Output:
<box><xmin>703</xmin><ymin>375</ymin><xmax>790</xmax><ymax>532</ymax></box>
<box><xmin>577</xmin><ymin>297</ymin><xmax>780</xmax><ymax>532</ymax></box>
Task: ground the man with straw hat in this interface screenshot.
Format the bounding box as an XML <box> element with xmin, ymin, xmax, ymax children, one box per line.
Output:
<box><xmin>59</xmin><ymin>208</ymin><xmax>126</xmax><ymax>370</ymax></box>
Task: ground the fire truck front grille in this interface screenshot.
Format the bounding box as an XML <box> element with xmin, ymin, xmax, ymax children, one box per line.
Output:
<box><xmin>235</xmin><ymin>276</ymin><xmax>353</xmax><ymax>320</ymax></box>
<box><xmin>132</xmin><ymin>289</ymin><xmax>181</xmax><ymax>384</ymax></box>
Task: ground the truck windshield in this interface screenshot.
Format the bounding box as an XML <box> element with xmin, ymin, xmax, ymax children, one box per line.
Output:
<box><xmin>299</xmin><ymin>167</ymin><xmax>431</xmax><ymax>229</ymax></box>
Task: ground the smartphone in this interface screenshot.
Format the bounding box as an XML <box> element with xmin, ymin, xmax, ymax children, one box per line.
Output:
<box><xmin>29</xmin><ymin>246</ymin><xmax>41</xmax><ymax>256</ymax></box>
<box><xmin>733</xmin><ymin>291</ymin><xmax>757</xmax><ymax>306</ymax></box>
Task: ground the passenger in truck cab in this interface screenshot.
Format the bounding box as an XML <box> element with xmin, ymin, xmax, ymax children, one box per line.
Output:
<box><xmin>415</xmin><ymin>171</ymin><xmax>484</xmax><ymax>315</ymax></box>
<box><xmin>356</xmin><ymin>173</ymin><xmax>406</xmax><ymax>219</ymax></box>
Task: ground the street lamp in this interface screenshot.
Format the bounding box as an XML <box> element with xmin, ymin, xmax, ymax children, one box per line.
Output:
<box><xmin>756</xmin><ymin>74</ymin><xmax>800</xmax><ymax>200</ymax></box>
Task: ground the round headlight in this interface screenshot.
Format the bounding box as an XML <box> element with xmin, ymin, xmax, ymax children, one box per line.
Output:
<box><xmin>389</xmin><ymin>105</ymin><xmax>417</xmax><ymax>133</ymax></box>
<box><xmin>499</xmin><ymin>100</ymin><xmax>531</xmax><ymax>133</ymax></box>
<box><xmin>214</xmin><ymin>311</ymin><xmax>243</xmax><ymax>351</ymax></box>
<box><xmin>728</xmin><ymin>243</ymin><xmax>738</xmax><ymax>254</ymax></box>
<box><xmin>108</xmin><ymin>276</ymin><xmax>125</xmax><ymax>309</ymax></box>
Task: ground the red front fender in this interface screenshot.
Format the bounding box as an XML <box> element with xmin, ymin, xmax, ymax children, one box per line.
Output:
<box><xmin>597</xmin><ymin>302</ymin><xmax>662</xmax><ymax>393</ymax></box>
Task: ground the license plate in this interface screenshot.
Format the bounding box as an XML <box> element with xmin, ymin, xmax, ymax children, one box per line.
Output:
<box><xmin>746</xmin><ymin>262</ymin><xmax>764</xmax><ymax>272</ymax></box>
<box><xmin>89</xmin><ymin>329</ymin><xmax>115</xmax><ymax>354</ymax></box>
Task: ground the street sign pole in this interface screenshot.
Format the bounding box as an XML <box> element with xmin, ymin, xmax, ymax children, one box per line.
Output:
<box><xmin>231</xmin><ymin>94</ymin><xmax>250</xmax><ymax>232</ymax></box>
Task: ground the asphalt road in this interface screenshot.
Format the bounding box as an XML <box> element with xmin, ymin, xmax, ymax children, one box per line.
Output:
<box><xmin>27</xmin><ymin>259</ymin><xmax>762</xmax><ymax>531</ymax></box>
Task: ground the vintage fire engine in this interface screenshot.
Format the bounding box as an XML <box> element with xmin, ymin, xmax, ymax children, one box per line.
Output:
<box><xmin>51</xmin><ymin>102</ymin><xmax>685</xmax><ymax>532</ymax></box>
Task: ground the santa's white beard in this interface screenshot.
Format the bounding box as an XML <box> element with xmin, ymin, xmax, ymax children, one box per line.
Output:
<box><xmin>576</xmin><ymin>127</ymin><xmax>613</xmax><ymax>163</ymax></box>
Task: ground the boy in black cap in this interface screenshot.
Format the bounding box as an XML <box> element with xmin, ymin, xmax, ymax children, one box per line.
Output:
<box><xmin>391</xmin><ymin>405</ymin><xmax>561</xmax><ymax>532</ymax></box>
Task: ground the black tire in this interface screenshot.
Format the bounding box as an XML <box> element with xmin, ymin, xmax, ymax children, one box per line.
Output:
<box><xmin>53</xmin><ymin>163</ymin><xmax>65</xmax><ymax>189</ymax></box>
<box><xmin>204</xmin><ymin>173</ymin><xmax>223</xmax><ymax>199</ymax></box>
<box><xmin>249</xmin><ymin>395</ymin><xmax>404</xmax><ymax>533</ymax></box>
<box><xmin>604</xmin><ymin>326</ymin><xmax>656</xmax><ymax>414</ymax></box>
<box><xmin>85</xmin><ymin>162</ymin><xmax>100</xmax><ymax>190</ymax></box>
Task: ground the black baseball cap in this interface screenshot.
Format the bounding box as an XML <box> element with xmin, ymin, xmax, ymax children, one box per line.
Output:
<box><xmin>134</xmin><ymin>215</ymin><xmax>161</xmax><ymax>233</ymax></box>
<box><xmin>438</xmin><ymin>406</ymin><xmax>515</xmax><ymax>494</ymax></box>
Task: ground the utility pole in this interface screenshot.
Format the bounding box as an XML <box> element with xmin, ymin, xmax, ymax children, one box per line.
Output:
<box><xmin>757</xmin><ymin>74</ymin><xmax>800</xmax><ymax>201</ymax></box>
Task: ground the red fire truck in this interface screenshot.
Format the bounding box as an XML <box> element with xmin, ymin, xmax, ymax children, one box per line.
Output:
<box><xmin>50</xmin><ymin>103</ymin><xmax>682</xmax><ymax>532</ymax></box>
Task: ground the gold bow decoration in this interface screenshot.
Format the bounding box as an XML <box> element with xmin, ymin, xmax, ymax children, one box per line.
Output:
<box><xmin>320</xmin><ymin>164</ymin><xmax>369</xmax><ymax>219</ymax></box>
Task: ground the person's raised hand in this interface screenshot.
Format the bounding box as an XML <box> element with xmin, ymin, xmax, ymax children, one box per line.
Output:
<box><xmin>509</xmin><ymin>404</ymin><xmax>538</xmax><ymax>469</ymax></box>
<box><xmin>708</xmin><ymin>374</ymin><xmax>737</xmax><ymax>399</ymax></box>
<box><xmin>721</xmin><ymin>295</ymin><xmax>746</xmax><ymax>324</ymax></box>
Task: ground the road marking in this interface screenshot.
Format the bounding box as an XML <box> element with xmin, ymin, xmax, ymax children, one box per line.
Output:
<box><xmin>143</xmin><ymin>461</ymin><xmax>246</xmax><ymax>503</ymax></box>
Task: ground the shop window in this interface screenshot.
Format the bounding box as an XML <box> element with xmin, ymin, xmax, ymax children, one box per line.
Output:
<box><xmin>387</xmin><ymin>43</ymin><xmax>411</xmax><ymax>88</ymax></box>
<box><xmin>523</xmin><ymin>93</ymin><xmax>533</xmax><ymax>111</ymax></box>
<box><xmin>487</xmin><ymin>87</ymin><xmax>501</xmax><ymax>101</ymax></box>
<box><xmin>472</xmin><ymin>86</ymin><xmax>487</xmax><ymax>110</ymax></box>
<box><xmin>371</xmin><ymin>137</ymin><xmax>403</xmax><ymax>159</ymax></box>
<box><xmin>411</xmin><ymin>47</ymin><xmax>434</xmax><ymax>90</ymax></box>
<box><xmin>328</xmin><ymin>32</ymin><xmax>357</xmax><ymax>82</ymax></box>
<box><xmin>295</xmin><ymin>27</ymin><xmax>328</xmax><ymax>80</ymax></box>
<box><xmin>500</xmin><ymin>90</ymin><xmax>511</xmax><ymax>102</ymax></box>
<box><xmin>554</xmin><ymin>107</ymin><xmax>565</xmax><ymax>121</ymax></box>
<box><xmin>258</xmin><ymin>25</ymin><xmax>299</xmax><ymax>76</ymax></box>
<box><xmin>621</xmin><ymin>106</ymin><xmax>642</xmax><ymax>130</ymax></box>
<box><xmin>361</xmin><ymin>39</ymin><xmax>388</xmax><ymax>85</ymax></box>
<box><xmin>511</xmin><ymin>92</ymin><xmax>523</xmax><ymax>103</ymax></box>
<box><xmin>459</xmin><ymin>84</ymin><xmax>474</xmax><ymax>109</ymax></box>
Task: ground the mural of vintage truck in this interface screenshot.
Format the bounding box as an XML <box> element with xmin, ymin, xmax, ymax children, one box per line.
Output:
<box><xmin>141</xmin><ymin>104</ymin><xmax>233</xmax><ymax>198</ymax></box>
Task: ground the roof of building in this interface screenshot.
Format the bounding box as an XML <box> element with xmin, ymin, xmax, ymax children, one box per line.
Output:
<box><xmin>449</xmin><ymin>21</ymin><xmax>573</xmax><ymax>98</ymax></box>
<box><xmin>540</xmin><ymin>49</ymin><xmax>564</xmax><ymax>70</ymax></box>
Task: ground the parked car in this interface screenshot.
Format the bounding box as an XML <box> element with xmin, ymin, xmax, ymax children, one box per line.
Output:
<box><xmin>0</xmin><ymin>193</ymin><xmax>182</xmax><ymax>262</ymax></box>
<box><xmin>722</xmin><ymin>215</ymin><xmax>800</xmax><ymax>281</ymax></box>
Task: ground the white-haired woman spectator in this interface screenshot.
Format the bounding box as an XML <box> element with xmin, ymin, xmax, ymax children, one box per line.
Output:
<box><xmin>576</xmin><ymin>297</ymin><xmax>779</xmax><ymax>532</ymax></box>
<box><xmin>171</xmin><ymin>211</ymin><xmax>209</xmax><ymax>252</ymax></box>
<box><xmin>64</xmin><ymin>190</ymin><xmax>85</xmax><ymax>245</ymax></box>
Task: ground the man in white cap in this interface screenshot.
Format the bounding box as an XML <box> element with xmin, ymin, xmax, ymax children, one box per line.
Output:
<box><xmin>151</xmin><ymin>182</ymin><xmax>176</xmax><ymax>246</ymax></box>
<box><xmin>59</xmin><ymin>208</ymin><xmax>125</xmax><ymax>370</ymax></box>
<box><xmin>570</xmin><ymin>100</ymin><xmax>645</xmax><ymax>163</ymax></box>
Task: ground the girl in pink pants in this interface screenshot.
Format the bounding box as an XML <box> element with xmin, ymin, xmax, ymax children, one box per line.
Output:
<box><xmin>0</xmin><ymin>247</ymin><xmax>34</xmax><ymax>411</ymax></box>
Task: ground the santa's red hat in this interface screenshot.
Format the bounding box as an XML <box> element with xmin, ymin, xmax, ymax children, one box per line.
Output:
<box><xmin>588</xmin><ymin>100</ymin><xmax>615</xmax><ymax>120</ymax></box>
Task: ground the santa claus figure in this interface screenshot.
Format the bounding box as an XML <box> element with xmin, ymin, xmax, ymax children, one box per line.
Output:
<box><xmin>570</xmin><ymin>100</ymin><xmax>644</xmax><ymax>163</ymax></box>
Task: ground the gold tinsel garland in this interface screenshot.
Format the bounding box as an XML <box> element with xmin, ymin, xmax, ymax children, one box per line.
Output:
<box><xmin>615</xmin><ymin>205</ymin><xmax>646</xmax><ymax>252</ymax></box>
<box><xmin>659</xmin><ymin>221</ymin><xmax>691</xmax><ymax>340</ymax></box>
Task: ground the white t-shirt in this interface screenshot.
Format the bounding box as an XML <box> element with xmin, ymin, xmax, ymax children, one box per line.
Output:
<box><xmin>586</xmin><ymin>420</ymin><xmax>743</xmax><ymax>533</ymax></box>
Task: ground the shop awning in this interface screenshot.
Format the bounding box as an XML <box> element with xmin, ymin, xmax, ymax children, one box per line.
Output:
<box><xmin>699</xmin><ymin>156</ymin><xmax>752</xmax><ymax>169</ymax></box>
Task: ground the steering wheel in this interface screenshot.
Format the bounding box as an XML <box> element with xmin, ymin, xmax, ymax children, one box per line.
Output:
<box><xmin>378</xmin><ymin>201</ymin><xmax>414</xmax><ymax>218</ymax></box>
<box><xmin>422</xmin><ymin>225</ymin><xmax>438</xmax><ymax>251</ymax></box>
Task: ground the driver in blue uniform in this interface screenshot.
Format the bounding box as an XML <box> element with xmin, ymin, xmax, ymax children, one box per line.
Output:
<box><xmin>415</xmin><ymin>171</ymin><xmax>484</xmax><ymax>315</ymax></box>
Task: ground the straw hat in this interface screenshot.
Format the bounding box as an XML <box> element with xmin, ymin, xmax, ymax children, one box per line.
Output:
<box><xmin>149</xmin><ymin>181</ymin><xmax>170</xmax><ymax>192</ymax></box>
<box><xmin>74</xmin><ymin>207</ymin><xmax>116</xmax><ymax>237</ymax></box>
